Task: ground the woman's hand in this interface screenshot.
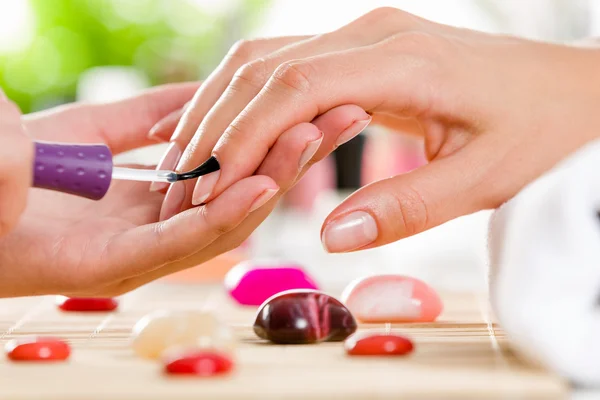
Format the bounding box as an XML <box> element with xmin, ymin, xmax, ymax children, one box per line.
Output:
<box><xmin>0</xmin><ymin>83</ymin><xmax>367</xmax><ymax>297</ymax></box>
<box><xmin>0</xmin><ymin>89</ymin><xmax>34</xmax><ymax>237</ymax></box>
<box><xmin>153</xmin><ymin>7</ymin><xmax>600</xmax><ymax>253</ymax></box>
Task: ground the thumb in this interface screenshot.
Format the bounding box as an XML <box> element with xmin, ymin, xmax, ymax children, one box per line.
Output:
<box><xmin>320</xmin><ymin>140</ymin><xmax>494</xmax><ymax>253</ymax></box>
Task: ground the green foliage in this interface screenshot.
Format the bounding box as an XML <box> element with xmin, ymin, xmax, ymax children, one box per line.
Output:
<box><xmin>0</xmin><ymin>0</ymin><xmax>270</xmax><ymax>113</ymax></box>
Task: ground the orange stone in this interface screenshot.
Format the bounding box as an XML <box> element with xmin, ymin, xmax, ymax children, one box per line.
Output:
<box><xmin>345</xmin><ymin>332</ymin><xmax>414</xmax><ymax>356</ymax></box>
<box><xmin>164</xmin><ymin>351</ymin><xmax>234</xmax><ymax>376</ymax></box>
<box><xmin>56</xmin><ymin>296</ymin><xmax>118</xmax><ymax>312</ymax></box>
<box><xmin>341</xmin><ymin>274</ymin><xmax>443</xmax><ymax>323</ymax></box>
<box><xmin>5</xmin><ymin>337</ymin><xmax>70</xmax><ymax>361</ymax></box>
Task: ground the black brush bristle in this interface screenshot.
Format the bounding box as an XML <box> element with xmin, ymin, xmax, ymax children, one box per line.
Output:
<box><xmin>175</xmin><ymin>156</ymin><xmax>220</xmax><ymax>181</ymax></box>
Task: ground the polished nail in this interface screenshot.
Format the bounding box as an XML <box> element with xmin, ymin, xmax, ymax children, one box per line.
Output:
<box><xmin>150</xmin><ymin>142</ymin><xmax>182</xmax><ymax>192</ymax></box>
<box><xmin>298</xmin><ymin>134</ymin><xmax>323</xmax><ymax>169</ymax></box>
<box><xmin>321</xmin><ymin>211</ymin><xmax>378</xmax><ymax>253</ymax></box>
<box><xmin>249</xmin><ymin>188</ymin><xmax>279</xmax><ymax>213</ymax></box>
<box><xmin>191</xmin><ymin>170</ymin><xmax>220</xmax><ymax>205</ymax></box>
<box><xmin>148</xmin><ymin>108</ymin><xmax>182</xmax><ymax>140</ymax></box>
<box><xmin>336</xmin><ymin>117</ymin><xmax>372</xmax><ymax>147</ymax></box>
<box><xmin>159</xmin><ymin>181</ymin><xmax>185</xmax><ymax>221</ymax></box>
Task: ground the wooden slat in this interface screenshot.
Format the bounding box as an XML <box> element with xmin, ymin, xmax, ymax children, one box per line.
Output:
<box><xmin>0</xmin><ymin>282</ymin><xmax>568</xmax><ymax>399</ymax></box>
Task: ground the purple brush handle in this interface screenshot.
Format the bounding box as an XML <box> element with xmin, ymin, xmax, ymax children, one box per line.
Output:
<box><xmin>32</xmin><ymin>142</ymin><xmax>113</xmax><ymax>200</ymax></box>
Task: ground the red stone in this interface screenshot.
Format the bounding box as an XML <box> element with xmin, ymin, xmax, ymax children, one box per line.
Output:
<box><xmin>5</xmin><ymin>337</ymin><xmax>70</xmax><ymax>361</ymax></box>
<box><xmin>56</xmin><ymin>296</ymin><xmax>118</xmax><ymax>312</ymax></box>
<box><xmin>164</xmin><ymin>351</ymin><xmax>234</xmax><ymax>376</ymax></box>
<box><xmin>345</xmin><ymin>332</ymin><xmax>414</xmax><ymax>356</ymax></box>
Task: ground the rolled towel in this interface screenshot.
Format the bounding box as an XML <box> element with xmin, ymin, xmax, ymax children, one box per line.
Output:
<box><xmin>488</xmin><ymin>138</ymin><xmax>600</xmax><ymax>387</ymax></box>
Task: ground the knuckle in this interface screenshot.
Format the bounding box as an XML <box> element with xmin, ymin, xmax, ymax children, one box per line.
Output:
<box><xmin>270</xmin><ymin>61</ymin><xmax>313</xmax><ymax>94</ymax></box>
<box><xmin>231</xmin><ymin>59</ymin><xmax>270</xmax><ymax>92</ymax></box>
<box><xmin>221</xmin><ymin>114</ymin><xmax>252</xmax><ymax>144</ymax></box>
<box><xmin>355</xmin><ymin>7</ymin><xmax>421</xmax><ymax>28</ymax></box>
<box><xmin>227</xmin><ymin>39</ymin><xmax>257</xmax><ymax>63</ymax></box>
<box><xmin>362</xmin><ymin>7</ymin><xmax>401</xmax><ymax>23</ymax></box>
<box><xmin>390</xmin><ymin>183</ymin><xmax>429</xmax><ymax>237</ymax></box>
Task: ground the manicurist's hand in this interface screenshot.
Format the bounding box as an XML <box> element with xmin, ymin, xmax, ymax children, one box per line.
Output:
<box><xmin>154</xmin><ymin>7</ymin><xmax>600</xmax><ymax>253</ymax></box>
<box><xmin>0</xmin><ymin>82</ymin><xmax>367</xmax><ymax>297</ymax></box>
<box><xmin>0</xmin><ymin>88</ymin><xmax>34</xmax><ymax>237</ymax></box>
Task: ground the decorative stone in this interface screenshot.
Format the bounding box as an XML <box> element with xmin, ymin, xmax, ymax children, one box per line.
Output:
<box><xmin>5</xmin><ymin>337</ymin><xmax>70</xmax><ymax>361</ymax></box>
<box><xmin>224</xmin><ymin>260</ymin><xmax>320</xmax><ymax>306</ymax></box>
<box><xmin>130</xmin><ymin>310</ymin><xmax>235</xmax><ymax>359</ymax></box>
<box><xmin>253</xmin><ymin>289</ymin><xmax>357</xmax><ymax>344</ymax></box>
<box><xmin>341</xmin><ymin>274</ymin><xmax>443</xmax><ymax>323</ymax></box>
<box><xmin>344</xmin><ymin>331</ymin><xmax>414</xmax><ymax>356</ymax></box>
<box><xmin>164</xmin><ymin>350</ymin><xmax>234</xmax><ymax>376</ymax></box>
<box><xmin>56</xmin><ymin>296</ymin><xmax>118</xmax><ymax>312</ymax></box>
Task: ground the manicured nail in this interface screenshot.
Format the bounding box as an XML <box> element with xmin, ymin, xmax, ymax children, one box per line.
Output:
<box><xmin>298</xmin><ymin>134</ymin><xmax>323</xmax><ymax>169</ymax></box>
<box><xmin>159</xmin><ymin>181</ymin><xmax>186</xmax><ymax>221</ymax></box>
<box><xmin>336</xmin><ymin>117</ymin><xmax>372</xmax><ymax>147</ymax></box>
<box><xmin>249</xmin><ymin>188</ymin><xmax>279</xmax><ymax>213</ymax></box>
<box><xmin>191</xmin><ymin>170</ymin><xmax>220</xmax><ymax>205</ymax></box>
<box><xmin>148</xmin><ymin>108</ymin><xmax>182</xmax><ymax>140</ymax></box>
<box><xmin>321</xmin><ymin>211</ymin><xmax>378</xmax><ymax>253</ymax></box>
<box><xmin>150</xmin><ymin>142</ymin><xmax>181</xmax><ymax>192</ymax></box>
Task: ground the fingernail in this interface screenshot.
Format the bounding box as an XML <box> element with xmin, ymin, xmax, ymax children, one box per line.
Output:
<box><xmin>148</xmin><ymin>109</ymin><xmax>182</xmax><ymax>140</ymax></box>
<box><xmin>249</xmin><ymin>188</ymin><xmax>279</xmax><ymax>213</ymax></box>
<box><xmin>150</xmin><ymin>142</ymin><xmax>181</xmax><ymax>192</ymax></box>
<box><xmin>0</xmin><ymin>87</ymin><xmax>6</xmax><ymax>100</ymax></box>
<box><xmin>321</xmin><ymin>211</ymin><xmax>378</xmax><ymax>253</ymax></box>
<box><xmin>191</xmin><ymin>170</ymin><xmax>220</xmax><ymax>205</ymax></box>
<box><xmin>159</xmin><ymin>181</ymin><xmax>186</xmax><ymax>221</ymax></box>
<box><xmin>298</xmin><ymin>133</ymin><xmax>323</xmax><ymax>169</ymax></box>
<box><xmin>148</xmin><ymin>123</ymin><xmax>164</xmax><ymax>140</ymax></box>
<box><xmin>335</xmin><ymin>117</ymin><xmax>372</xmax><ymax>147</ymax></box>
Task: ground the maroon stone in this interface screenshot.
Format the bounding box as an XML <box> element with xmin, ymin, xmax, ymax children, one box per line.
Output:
<box><xmin>253</xmin><ymin>289</ymin><xmax>357</xmax><ymax>344</ymax></box>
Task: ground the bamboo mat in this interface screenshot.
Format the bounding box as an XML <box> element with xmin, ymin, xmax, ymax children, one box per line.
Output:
<box><xmin>0</xmin><ymin>282</ymin><xmax>568</xmax><ymax>399</ymax></box>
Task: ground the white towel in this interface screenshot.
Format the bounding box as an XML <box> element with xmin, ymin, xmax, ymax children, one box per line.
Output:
<box><xmin>488</xmin><ymin>137</ymin><xmax>600</xmax><ymax>388</ymax></box>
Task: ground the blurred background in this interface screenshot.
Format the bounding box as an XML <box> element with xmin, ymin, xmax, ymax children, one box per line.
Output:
<box><xmin>0</xmin><ymin>0</ymin><xmax>597</xmax><ymax>292</ymax></box>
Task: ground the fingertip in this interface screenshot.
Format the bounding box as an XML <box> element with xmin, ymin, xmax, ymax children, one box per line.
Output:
<box><xmin>148</xmin><ymin>109</ymin><xmax>183</xmax><ymax>142</ymax></box>
<box><xmin>239</xmin><ymin>174</ymin><xmax>280</xmax><ymax>193</ymax></box>
<box><xmin>312</xmin><ymin>104</ymin><xmax>370</xmax><ymax>130</ymax></box>
<box><xmin>320</xmin><ymin>209</ymin><xmax>379</xmax><ymax>253</ymax></box>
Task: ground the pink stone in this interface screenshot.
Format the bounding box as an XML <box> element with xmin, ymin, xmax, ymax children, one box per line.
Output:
<box><xmin>224</xmin><ymin>260</ymin><xmax>320</xmax><ymax>306</ymax></box>
<box><xmin>341</xmin><ymin>274</ymin><xmax>443</xmax><ymax>323</ymax></box>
